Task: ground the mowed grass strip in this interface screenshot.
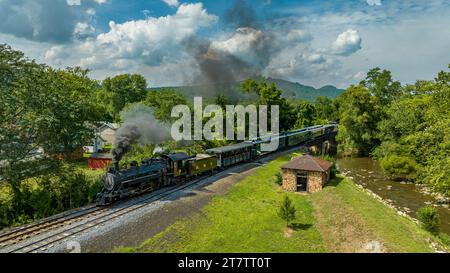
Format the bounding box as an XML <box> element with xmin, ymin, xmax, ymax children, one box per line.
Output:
<box><xmin>121</xmin><ymin>154</ymin><xmax>326</xmax><ymax>253</ymax></box>
<box><xmin>309</xmin><ymin>176</ymin><xmax>442</xmax><ymax>253</ymax></box>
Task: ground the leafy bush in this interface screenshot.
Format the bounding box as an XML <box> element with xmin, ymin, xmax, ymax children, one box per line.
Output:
<box><xmin>0</xmin><ymin>166</ymin><xmax>102</xmax><ymax>229</ymax></box>
<box><xmin>421</xmin><ymin>156</ymin><xmax>450</xmax><ymax>196</ymax></box>
<box><xmin>438</xmin><ymin>233</ymin><xmax>450</xmax><ymax>246</ymax></box>
<box><xmin>121</xmin><ymin>144</ymin><xmax>155</xmax><ymax>165</ymax></box>
<box><xmin>416</xmin><ymin>206</ymin><xmax>440</xmax><ymax>235</ymax></box>
<box><xmin>274</xmin><ymin>172</ymin><xmax>283</xmax><ymax>186</ymax></box>
<box><xmin>372</xmin><ymin>141</ymin><xmax>409</xmax><ymax>159</ymax></box>
<box><xmin>380</xmin><ymin>155</ymin><xmax>418</xmax><ymax>180</ymax></box>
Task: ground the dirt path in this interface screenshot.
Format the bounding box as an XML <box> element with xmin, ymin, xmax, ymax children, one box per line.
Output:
<box><xmin>310</xmin><ymin>190</ymin><xmax>386</xmax><ymax>253</ymax></box>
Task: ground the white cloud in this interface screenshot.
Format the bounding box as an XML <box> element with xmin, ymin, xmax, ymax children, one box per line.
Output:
<box><xmin>45</xmin><ymin>45</ymin><xmax>67</xmax><ymax>60</ymax></box>
<box><xmin>366</xmin><ymin>0</ymin><xmax>382</xmax><ymax>6</ymax></box>
<box><xmin>74</xmin><ymin>22</ymin><xmax>96</xmax><ymax>40</ymax></box>
<box><xmin>210</xmin><ymin>27</ymin><xmax>270</xmax><ymax>69</ymax></box>
<box><xmin>330</xmin><ymin>29</ymin><xmax>362</xmax><ymax>56</ymax></box>
<box><xmin>266</xmin><ymin>43</ymin><xmax>341</xmax><ymax>84</ymax></box>
<box><xmin>0</xmin><ymin>0</ymin><xmax>106</xmax><ymax>43</ymax></box>
<box><xmin>286</xmin><ymin>29</ymin><xmax>312</xmax><ymax>43</ymax></box>
<box><xmin>162</xmin><ymin>0</ymin><xmax>180</xmax><ymax>7</ymax></box>
<box><xmin>66</xmin><ymin>0</ymin><xmax>81</xmax><ymax>5</ymax></box>
<box><xmin>76</xmin><ymin>3</ymin><xmax>217</xmax><ymax>69</ymax></box>
<box><xmin>86</xmin><ymin>8</ymin><xmax>96</xmax><ymax>16</ymax></box>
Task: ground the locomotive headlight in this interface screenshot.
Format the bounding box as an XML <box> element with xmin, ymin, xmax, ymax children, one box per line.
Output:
<box><xmin>103</xmin><ymin>173</ymin><xmax>117</xmax><ymax>191</ymax></box>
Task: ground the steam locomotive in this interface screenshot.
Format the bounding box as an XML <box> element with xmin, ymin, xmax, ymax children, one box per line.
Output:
<box><xmin>95</xmin><ymin>123</ymin><xmax>338</xmax><ymax>205</ymax></box>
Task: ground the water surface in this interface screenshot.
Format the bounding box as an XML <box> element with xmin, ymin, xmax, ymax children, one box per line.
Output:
<box><xmin>336</xmin><ymin>157</ymin><xmax>450</xmax><ymax>235</ymax></box>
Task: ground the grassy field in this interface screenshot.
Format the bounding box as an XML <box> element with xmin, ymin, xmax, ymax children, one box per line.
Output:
<box><xmin>309</xmin><ymin>177</ymin><xmax>442</xmax><ymax>252</ymax></box>
<box><xmin>118</xmin><ymin>153</ymin><xmax>447</xmax><ymax>253</ymax></box>
<box><xmin>70</xmin><ymin>156</ymin><xmax>104</xmax><ymax>179</ymax></box>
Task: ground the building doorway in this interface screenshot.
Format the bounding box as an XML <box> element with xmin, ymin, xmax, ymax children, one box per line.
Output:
<box><xmin>296</xmin><ymin>172</ymin><xmax>308</xmax><ymax>192</ymax></box>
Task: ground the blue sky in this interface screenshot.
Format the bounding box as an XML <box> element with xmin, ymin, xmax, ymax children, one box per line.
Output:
<box><xmin>0</xmin><ymin>0</ymin><xmax>449</xmax><ymax>88</ymax></box>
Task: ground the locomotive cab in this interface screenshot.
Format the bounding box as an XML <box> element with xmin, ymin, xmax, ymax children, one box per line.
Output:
<box><xmin>162</xmin><ymin>152</ymin><xmax>191</xmax><ymax>183</ymax></box>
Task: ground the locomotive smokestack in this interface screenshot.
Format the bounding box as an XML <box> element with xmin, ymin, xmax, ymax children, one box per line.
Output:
<box><xmin>113</xmin><ymin>159</ymin><xmax>120</xmax><ymax>172</ymax></box>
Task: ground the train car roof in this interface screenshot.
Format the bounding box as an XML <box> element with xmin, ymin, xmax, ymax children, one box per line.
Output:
<box><xmin>163</xmin><ymin>152</ymin><xmax>191</xmax><ymax>161</ymax></box>
<box><xmin>188</xmin><ymin>154</ymin><xmax>215</xmax><ymax>161</ymax></box>
<box><xmin>206</xmin><ymin>142</ymin><xmax>254</xmax><ymax>154</ymax></box>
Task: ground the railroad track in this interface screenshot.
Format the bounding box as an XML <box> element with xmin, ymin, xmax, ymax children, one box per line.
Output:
<box><xmin>4</xmin><ymin>170</ymin><xmax>223</xmax><ymax>253</ymax></box>
<box><xmin>0</xmin><ymin>205</ymin><xmax>105</xmax><ymax>249</ymax></box>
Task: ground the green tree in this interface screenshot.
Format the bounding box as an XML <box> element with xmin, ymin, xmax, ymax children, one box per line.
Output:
<box><xmin>278</xmin><ymin>196</ymin><xmax>296</xmax><ymax>227</ymax></box>
<box><xmin>362</xmin><ymin>67</ymin><xmax>401</xmax><ymax>105</ymax></box>
<box><xmin>293</xmin><ymin>100</ymin><xmax>316</xmax><ymax>128</ymax></box>
<box><xmin>375</xmin><ymin>65</ymin><xmax>449</xmax><ymax>195</ymax></box>
<box><xmin>102</xmin><ymin>74</ymin><xmax>148</xmax><ymax>120</ymax></box>
<box><xmin>215</xmin><ymin>94</ymin><xmax>229</xmax><ymax>110</ymax></box>
<box><xmin>144</xmin><ymin>88</ymin><xmax>188</xmax><ymax>122</ymax></box>
<box><xmin>314</xmin><ymin>96</ymin><xmax>334</xmax><ymax>123</ymax></box>
<box><xmin>337</xmin><ymin>84</ymin><xmax>382</xmax><ymax>155</ymax></box>
<box><xmin>0</xmin><ymin>44</ymin><xmax>101</xmax><ymax>219</ymax></box>
<box><xmin>241</xmin><ymin>79</ymin><xmax>296</xmax><ymax>131</ymax></box>
<box><xmin>42</xmin><ymin>67</ymin><xmax>102</xmax><ymax>157</ymax></box>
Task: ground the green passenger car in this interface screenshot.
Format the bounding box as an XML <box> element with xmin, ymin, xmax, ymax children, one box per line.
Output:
<box><xmin>206</xmin><ymin>142</ymin><xmax>257</xmax><ymax>168</ymax></box>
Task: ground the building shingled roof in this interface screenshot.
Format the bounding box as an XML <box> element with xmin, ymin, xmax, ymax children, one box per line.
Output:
<box><xmin>281</xmin><ymin>155</ymin><xmax>333</xmax><ymax>172</ymax></box>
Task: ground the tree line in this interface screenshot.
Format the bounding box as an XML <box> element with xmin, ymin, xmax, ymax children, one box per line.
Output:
<box><xmin>334</xmin><ymin>66</ymin><xmax>449</xmax><ymax>196</ymax></box>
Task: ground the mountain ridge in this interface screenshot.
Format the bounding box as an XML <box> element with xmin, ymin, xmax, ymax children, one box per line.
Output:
<box><xmin>150</xmin><ymin>78</ymin><xmax>344</xmax><ymax>102</ymax></box>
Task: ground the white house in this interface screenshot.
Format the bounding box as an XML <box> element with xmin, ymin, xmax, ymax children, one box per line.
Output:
<box><xmin>97</xmin><ymin>122</ymin><xmax>119</xmax><ymax>145</ymax></box>
<box><xmin>83</xmin><ymin>136</ymin><xmax>106</xmax><ymax>153</ymax></box>
<box><xmin>83</xmin><ymin>122</ymin><xmax>119</xmax><ymax>153</ymax></box>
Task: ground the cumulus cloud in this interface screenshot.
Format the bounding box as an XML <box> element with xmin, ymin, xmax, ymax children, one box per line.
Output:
<box><xmin>286</xmin><ymin>29</ymin><xmax>313</xmax><ymax>43</ymax></box>
<box><xmin>210</xmin><ymin>28</ymin><xmax>271</xmax><ymax>70</ymax></box>
<box><xmin>74</xmin><ymin>22</ymin><xmax>96</xmax><ymax>40</ymax></box>
<box><xmin>45</xmin><ymin>45</ymin><xmax>67</xmax><ymax>60</ymax></box>
<box><xmin>75</xmin><ymin>3</ymin><xmax>217</xmax><ymax>70</ymax></box>
<box><xmin>162</xmin><ymin>0</ymin><xmax>180</xmax><ymax>7</ymax></box>
<box><xmin>367</xmin><ymin>0</ymin><xmax>382</xmax><ymax>6</ymax></box>
<box><xmin>67</xmin><ymin>0</ymin><xmax>81</xmax><ymax>5</ymax></box>
<box><xmin>330</xmin><ymin>29</ymin><xmax>362</xmax><ymax>56</ymax></box>
<box><xmin>0</xmin><ymin>0</ymin><xmax>106</xmax><ymax>43</ymax></box>
<box><xmin>266</xmin><ymin>43</ymin><xmax>340</xmax><ymax>83</ymax></box>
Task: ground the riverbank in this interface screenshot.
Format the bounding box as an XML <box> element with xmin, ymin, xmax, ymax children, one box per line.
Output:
<box><xmin>336</xmin><ymin>157</ymin><xmax>450</xmax><ymax>235</ymax></box>
<box><xmin>118</xmin><ymin>153</ymin><xmax>448</xmax><ymax>253</ymax></box>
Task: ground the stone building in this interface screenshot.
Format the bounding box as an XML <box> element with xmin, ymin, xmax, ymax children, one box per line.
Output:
<box><xmin>281</xmin><ymin>155</ymin><xmax>333</xmax><ymax>193</ymax></box>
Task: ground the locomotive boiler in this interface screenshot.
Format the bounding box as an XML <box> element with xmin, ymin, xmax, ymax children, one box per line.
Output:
<box><xmin>96</xmin><ymin>152</ymin><xmax>217</xmax><ymax>205</ymax></box>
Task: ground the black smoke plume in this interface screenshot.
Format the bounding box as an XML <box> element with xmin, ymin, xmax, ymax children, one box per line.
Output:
<box><xmin>183</xmin><ymin>0</ymin><xmax>276</xmax><ymax>98</ymax></box>
<box><xmin>224</xmin><ymin>0</ymin><xmax>259</xmax><ymax>29</ymax></box>
<box><xmin>112</xmin><ymin>104</ymin><xmax>170</xmax><ymax>167</ymax></box>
